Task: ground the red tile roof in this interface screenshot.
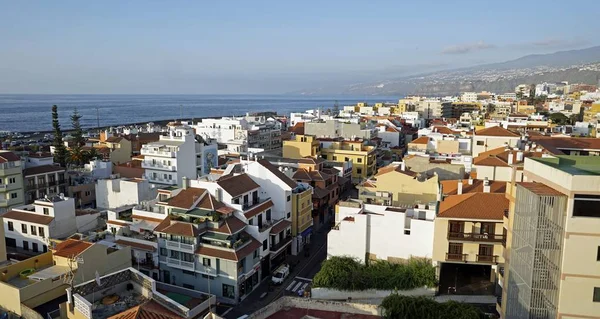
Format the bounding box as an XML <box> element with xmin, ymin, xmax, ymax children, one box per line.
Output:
<box><xmin>440</xmin><ymin>179</ymin><xmax>506</xmax><ymax>195</ymax></box>
<box><xmin>518</xmin><ymin>182</ymin><xmax>565</xmax><ymax>196</ymax></box>
<box><xmin>474</xmin><ymin>126</ymin><xmax>520</xmax><ymax>137</ymax></box>
<box><xmin>217</xmin><ymin>174</ymin><xmax>261</xmax><ymax>197</ymax></box>
<box><xmin>438</xmin><ymin>193</ymin><xmax>508</xmax><ymax>220</ymax></box>
<box><xmin>409</xmin><ymin>136</ymin><xmax>429</xmax><ymax>145</ymax></box>
<box><xmin>114</xmin><ymin>239</ymin><xmax>156</xmax><ymax>252</ymax></box>
<box><xmin>108</xmin><ymin>300</ymin><xmax>181</xmax><ymax>319</ymax></box>
<box><xmin>53</xmin><ymin>239</ymin><xmax>93</xmax><ymax>258</ymax></box>
<box><xmin>244</xmin><ymin>200</ymin><xmax>274</xmax><ymax>219</ymax></box>
<box><xmin>213</xmin><ymin>217</ymin><xmax>246</xmax><ymax>234</ymax></box>
<box><xmin>258</xmin><ymin>159</ymin><xmax>298</xmax><ymax>189</ymax></box>
<box><xmin>375</xmin><ymin>164</ymin><xmax>417</xmax><ymax>177</ymax></box>
<box><xmin>0</xmin><ymin>151</ymin><xmax>20</xmax><ymax>163</ymax></box>
<box><xmin>196</xmin><ymin>237</ymin><xmax>262</xmax><ymax>261</ymax></box>
<box><xmin>157</xmin><ymin>221</ymin><xmax>200</xmax><ymax>237</ymax></box>
<box><xmin>289</xmin><ymin>122</ymin><xmax>305</xmax><ymax>135</ymax></box>
<box><xmin>270</xmin><ymin>219</ymin><xmax>291</xmax><ymax>234</ymax></box>
<box><xmin>2</xmin><ymin>210</ymin><xmax>54</xmax><ymax>225</ymax></box>
<box><xmin>23</xmin><ymin>165</ymin><xmax>65</xmax><ymax>176</ymax></box>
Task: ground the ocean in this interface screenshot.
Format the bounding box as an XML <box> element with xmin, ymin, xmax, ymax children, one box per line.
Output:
<box><xmin>0</xmin><ymin>94</ymin><xmax>398</xmax><ymax>132</ymax></box>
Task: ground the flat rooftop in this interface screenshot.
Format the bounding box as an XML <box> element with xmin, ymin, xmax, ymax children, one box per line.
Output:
<box><xmin>530</xmin><ymin>156</ymin><xmax>600</xmax><ymax>176</ymax></box>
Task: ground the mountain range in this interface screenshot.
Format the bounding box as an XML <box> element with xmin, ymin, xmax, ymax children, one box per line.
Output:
<box><xmin>291</xmin><ymin>46</ymin><xmax>600</xmax><ymax>96</ymax></box>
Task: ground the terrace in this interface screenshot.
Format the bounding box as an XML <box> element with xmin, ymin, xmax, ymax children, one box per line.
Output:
<box><xmin>68</xmin><ymin>267</ymin><xmax>215</xmax><ymax>319</ymax></box>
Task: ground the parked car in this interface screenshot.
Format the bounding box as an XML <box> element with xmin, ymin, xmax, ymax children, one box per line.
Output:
<box><xmin>271</xmin><ymin>264</ymin><xmax>290</xmax><ymax>285</ymax></box>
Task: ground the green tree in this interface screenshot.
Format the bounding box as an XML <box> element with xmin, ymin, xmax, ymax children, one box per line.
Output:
<box><xmin>380</xmin><ymin>294</ymin><xmax>483</xmax><ymax>319</ymax></box>
<box><xmin>548</xmin><ymin>112</ymin><xmax>570</xmax><ymax>125</ymax></box>
<box><xmin>70</xmin><ymin>107</ymin><xmax>85</xmax><ymax>166</ymax></box>
<box><xmin>52</xmin><ymin>105</ymin><xmax>68</xmax><ymax>167</ymax></box>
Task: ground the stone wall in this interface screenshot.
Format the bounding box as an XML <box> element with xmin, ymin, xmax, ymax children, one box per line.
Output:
<box><xmin>247</xmin><ymin>296</ymin><xmax>381</xmax><ymax>319</ymax></box>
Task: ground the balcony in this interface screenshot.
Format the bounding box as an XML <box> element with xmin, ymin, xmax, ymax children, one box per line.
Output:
<box><xmin>146</xmin><ymin>175</ymin><xmax>176</xmax><ymax>185</ymax></box>
<box><xmin>0</xmin><ymin>184</ymin><xmax>6</xmax><ymax>190</ymax></box>
<box><xmin>447</xmin><ymin>232</ymin><xmax>504</xmax><ymax>243</ymax></box>
<box><xmin>270</xmin><ymin>236</ymin><xmax>292</xmax><ymax>253</ymax></box>
<box><xmin>445</xmin><ymin>253</ymin><xmax>467</xmax><ymax>262</ymax></box>
<box><xmin>165</xmin><ymin>240</ymin><xmax>196</xmax><ymax>253</ymax></box>
<box><xmin>141</xmin><ymin>161</ymin><xmax>176</xmax><ymax>171</ymax></box>
<box><xmin>166</xmin><ymin>257</ymin><xmax>195</xmax><ymax>271</ymax></box>
<box><xmin>476</xmin><ymin>255</ymin><xmax>499</xmax><ymax>264</ymax></box>
<box><xmin>142</xmin><ymin>149</ymin><xmax>177</xmax><ymax>158</ymax></box>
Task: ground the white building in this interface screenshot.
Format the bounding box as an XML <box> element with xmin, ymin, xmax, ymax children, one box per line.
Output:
<box><xmin>290</xmin><ymin>110</ymin><xmax>334</xmax><ymax>127</ymax></box>
<box><xmin>96</xmin><ymin>176</ymin><xmax>158</xmax><ymax>210</ymax></box>
<box><xmin>328</xmin><ymin>201</ymin><xmax>435</xmax><ymax>263</ymax></box>
<box><xmin>497</xmin><ymin>93</ymin><xmax>517</xmax><ymax>100</ymax></box>
<box><xmin>193</xmin><ymin>115</ymin><xmax>282</xmax><ymax>154</ymax></box>
<box><xmin>2</xmin><ymin>195</ymin><xmax>80</xmax><ymax>253</ymax></box>
<box><xmin>461</xmin><ymin>92</ymin><xmax>478</xmax><ymax>103</ymax></box>
<box><xmin>83</xmin><ymin>159</ymin><xmax>112</xmax><ymax>179</ymax></box>
<box><xmin>141</xmin><ymin>122</ymin><xmax>217</xmax><ymax>186</ymax></box>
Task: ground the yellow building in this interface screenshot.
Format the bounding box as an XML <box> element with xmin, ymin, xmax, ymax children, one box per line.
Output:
<box><xmin>0</xmin><ymin>239</ymin><xmax>131</xmax><ymax>316</ymax></box>
<box><xmin>0</xmin><ymin>218</ymin><xmax>5</xmax><ymax>264</ymax></box>
<box><xmin>432</xmin><ymin>192</ymin><xmax>507</xmax><ymax>295</ymax></box>
<box><xmin>282</xmin><ymin>134</ymin><xmax>319</xmax><ymax>159</ymax></box>
<box><xmin>357</xmin><ymin>162</ymin><xmax>439</xmax><ymax>207</ymax></box>
<box><xmin>96</xmin><ymin>135</ymin><xmax>133</xmax><ymax>165</ymax></box>
<box><xmin>583</xmin><ymin>103</ymin><xmax>600</xmax><ymax>122</ymax></box>
<box><xmin>318</xmin><ymin>138</ymin><xmax>376</xmax><ymax>181</ymax></box>
<box><xmin>0</xmin><ymin>151</ymin><xmax>25</xmax><ymax>213</ymax></box>
<box><xmin>291</xmin><ymin>183</ymin><xmax>313</xmax><ymax>238</ymax></box>
<box><xmin>502</xmin><ymin>156</ymin><xmax>600</xmax><ymax>318</ymax></box>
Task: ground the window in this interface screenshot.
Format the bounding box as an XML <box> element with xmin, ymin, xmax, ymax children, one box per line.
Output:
<box><xmin>573</xmin><ymin>195</ymin><xmax>600</xmax><ymax>218</ymax></box>
<box><xmin>248</xmin><ymin>218</ymin><xmax>253</xmax><ymax>225</ymax></box>
<box><xmin>201</xmin><ymin>274</ymin><xmax>212</xmax><ymax>279</ymax></box>
<box><xmin>357</xmin><ymin>158</ymin><xmax>362</xmax><ymax>163</ymax></box>
<box><xmin>597</xmin><ymin>246</ymin><xmax>600</xmax><ymax>262</ymax></box>
<box><xmin>287</xmin><ymin>195</ymin><xmax>291</xmax><ymax>202</ymax></box>
<box><xmin>253</xmin><ymin>249</ymin><xmax>259</xmax><ymax>259</ymax></box>
<box><xmin>39</xmin><ymin>227</ymin><xmax>45</xmax><ymax>238</ymax></box>
<box><xmin>594</xmin><ymin>287</ymin><xmax>600</xmax><ymax>302</ymax></box>
<box><xmin>23</xmin><ymin>241</ymin><xmax>29</xmax><ymax>251</ymax></box>
<box><xmin>223</xmin><ymin>284</ymin><xmax>235</xmax><ymax>299</ymax></box>
<box><xmin>43</xmin><ymin>208</ymin><xmax>49</xmax><ymax>215</ymax></box>
<box><xmin>266</xmin><ymin>209</ymin><xmax>271</xmax><ymax>221</ymax></box>
<box><xmin>183</xmin><ymin>283</ymin><xmax>194</xmax><ymax>290</ymax></box>
<box><xmin>10</xmin><ymin>192</ymin><xmax>17</xmax><ymax>199</ymax></box>
<box><xmin>30</xmin><ymin>226</ymin><xmax>37</xmax><ymax>236</ymax></box>
<box><xmin>203</xmin><ymin>258</ymin><xmax>211</xmax><ymax>267</ymax></box>
<box><xmin>287</xmin><ymin>212</ymin><xmax>291</xmax><ymax>218</ymax></box>
<box><xmin>345</xmin><ymin>157</ymin><xmax>349</xmax><ymax>162</ymax></box>
<box><xmin>263</xmin><ymin>240</ymin><xmax>268</xmax><ymax>251</ymax></box>
<box><xmin>332</xmin><ymin>156</ymin><xmax>337</xmax><ymax>161</ymax></box>
<box><xmin>357</xmin><ymin>168</ymin><xmax>362</xmax><ymax>174</ymax></box>
<box><xmin>160</xmin><ymin>248</ymin><xmax>167</xmax><ymax>256</ymax></box>
<box><xmin>321</xmin><ymin>154</ymin><xmax>327</xmax><ymax>160</ymax></box>
<box><xmin>32</xmin><ymin>243</ymin><xmax>39</xmax><ymax>253</ymax></box>
<box><xmin>8</xmin><ymin>177</ymin><xmax>15</xmax><ymax>184</ymax></box>
<box><xmin>183</xmin><ymin>270</ymin><xmax>195</xmax><ymax>275</ymax></box>
<box><xmin>404</xmin><ymin>230</ymin><xmax>411</xmax><ymax>235</ymax></box>
<box><xmin>476</xmin><ymin>141</ymin><xmax>485</xmax><ymax>146</ymax></box>
<box><xmin>21</xmin><ymin>224</ymin><xmax>27</xmax><ymax>234</ymax></box>
<box><xmin>84</xmin><ymin>191</ymin><xmax>91</xmax><ymax>196</ymax></box>
<box><xmin>7</xmin><ymin>222</ymin><xmax>13</xmax><ymax>231</ymax></box>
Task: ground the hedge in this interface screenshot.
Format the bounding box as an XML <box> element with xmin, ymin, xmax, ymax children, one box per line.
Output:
<box><xmin>312</xmin><ymin>256</ymin><xmax>437</xmax><ymax>291</ymax></box>
<box><xmin>381</xmin><ymin>294</ymin><xmax>484</xmax><ymax>319</ymax></box>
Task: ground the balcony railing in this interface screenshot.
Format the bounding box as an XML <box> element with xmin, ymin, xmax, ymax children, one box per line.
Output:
<box><xmin>0</xmin><ymin>184</ymin><xmax>6</xmax><ymax>190</ymax></box>
<box><xmin>476</xmin><ymin>255</ymin><xmax>499</xmax><ymax>263</ymax></box>
<box><xmin>166</xmin><ymin>240</ymin><xmax>196</xmax><ymax>253</ymax></box>
<box><xmin>142</xmin><ymin>161</ymin><xmax>176</xmax><ymax>171</ymax></box>
<box><xmin>166</xmin><ymin>257</ymin><xmax>195</xmax><ymax>271</ymax></box>
<box><xmin>142</xmin><ymin>149</ymin><xmax>177</xmax><ymax>158</ymax></box>
<box><xmin>445</xmin><ymin>253</ymin><xmax>467</xmax><ymax>262</ymax></box>
<box><xmin>270</xmin><ymin>236</ymin><xmax>292</xmax><ymax>253</ymax></box>
<box><xmin>448</xmin><ymin>232</ymin><xmax>504</xmax><ymax>243</ymax></box>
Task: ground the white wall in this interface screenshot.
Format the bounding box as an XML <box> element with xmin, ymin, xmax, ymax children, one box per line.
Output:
<box><xmin>3</xmin><ymin>219</ymin><xmax>49</xmax><ymax>251</ymax></box>
<box><xmin>96</xmin><ymin>178</ymin><xmax>157</xmax><ymax>210</ymax></box>
<box><xmin>244</xmin><ymin>161</ymin><xmax>292</xmax><ymax>221</ymax></box>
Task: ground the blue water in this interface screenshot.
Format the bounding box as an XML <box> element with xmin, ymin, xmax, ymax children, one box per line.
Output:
<box><xmin>0</xmin><ymin>94</ymin><xmax>399</xmax><ymax>132</ymax></box>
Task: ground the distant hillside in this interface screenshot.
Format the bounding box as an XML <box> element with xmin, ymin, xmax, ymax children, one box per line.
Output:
<box><xmin>293</xmin><ymin>46</ymin><xmax>600</xmax><ymax>96</ymax></box>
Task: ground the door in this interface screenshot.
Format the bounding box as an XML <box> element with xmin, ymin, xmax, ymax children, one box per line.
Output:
<box><xmin>480</xmin><ymin>223</ymin><xmax>495</xmax><ymax>235</ymax></box>
<box><xmin>22</xmin><ymin>241</ymin><xmax>29</xmax><ymax>251</ymax></box>
<box><xmin>447</xmin><ymin>243</ymin><xmax>463</xmax><ymax>261</ymax></box>
<box><xmin>5</xmin><ymin>238</ymin><xmax>16</xmax><ymax>248</ymax></box>
<box><xmin>32</xmin><ymin>243</ymin><xmax>38</xmax><ymax>253</ymax></box>
<box><xmin>163</xmin><ymin>270</ymin><xmax>170</xmax><ymax>284</ymax></box>
<box><xmin>478</xmin><ymin>244</ymin><xmax>494</xmax><ymax>262</ymax></box>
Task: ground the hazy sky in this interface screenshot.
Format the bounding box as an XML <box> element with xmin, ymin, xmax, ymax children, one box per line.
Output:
<box><xmin>1</xmin><ymin>0</ymin><xmax>598</xmax><ymax>94</ymax></box>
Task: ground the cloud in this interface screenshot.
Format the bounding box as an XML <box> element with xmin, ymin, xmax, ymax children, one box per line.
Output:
<box><xmin>514</xmin><ymin>38</ymin><xmax>589</xmax><ymax>49</ymax></box>
<box><xmin>441</xmin><ymin>41</ymin><xmax>496</xmax><ymax>54</ymax></box>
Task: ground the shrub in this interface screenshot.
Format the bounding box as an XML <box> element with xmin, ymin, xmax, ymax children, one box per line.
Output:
<box><xmin>380</xmin><ymin>294</ymin><xmax>483</xmax><ymax>319</ymax></box>
<box><xmin>312</xmin><ymin>256</ymin><xmax>436</xmax><ymax>291</ymax></box>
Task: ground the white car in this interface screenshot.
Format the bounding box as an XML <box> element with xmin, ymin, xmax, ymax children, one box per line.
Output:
<box><xmin>271</xmin><ymin>264</ymin><xmax>290</xmax><ymax>285</ymax></box>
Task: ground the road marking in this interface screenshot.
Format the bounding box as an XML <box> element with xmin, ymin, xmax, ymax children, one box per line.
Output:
<box><xmin>295</xmin><ymin>276</ymin><xmax>313</xmax><ymax>282</ymax></box>
<box><xmin>286</xmin><ymin>281</ymin><xmax>296</xmax><ymax>291</ymax></box>
<box><xmin>292</xmin><ymin>281</ymin><xmax>303</xmax><ymax>292</ymax></box>
<box><xmin>300</xmin><ymin>282</ymin><xmax>309</xmax><ymax>291</ymax></box>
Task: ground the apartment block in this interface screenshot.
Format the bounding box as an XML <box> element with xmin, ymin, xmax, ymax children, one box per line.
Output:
<box><xmin>503</xmin><ymin>156</ymin><xmax>600</xmax><ymax>318</ymax></box>
<box><xmin>141</xmin><ymin>122</ymin><xmax>217</xmax><ymax>186</ymax></box>
<box><xmin>329</xmin><ymin>201</ymin><xmax>435</xmax><ymax>263</ymax></box>
<box><xmin>0</xmin><ymin>151</ymin><xmax>24</xmax><ymax>213</ymax></box>
<box><xmin>304</xmin><ymin>120</ymin><xmax>377</xmax><ymax>140</ymax></box>
<box><xmin>282</xmin><ymin>134</ymin><xmax>320</xmax><ymax>159</ymax></box>
<box><xmin>23</xmin><ymin>163</ymin><xmax>67</xmax><ymax>204</ymax></box>
<box><xmin>471</xmin><ymin>126</ymin><xmax>521</xmax><ymax>157</ymax></box>
<box><xmin>318</xmin><ymin>138</ymin><xmax>377</xmax><ymax>181</ymax></box>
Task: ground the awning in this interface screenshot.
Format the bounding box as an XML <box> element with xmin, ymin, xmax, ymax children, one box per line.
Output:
<box><xmin>28</xmin><ymin>265</ymin><xmax>70</xmax><ymax>281</ymax></box>
<box><xmin>301</xmin><ymin>226</ymin><xmax>313</xmax><ymax>238</ymax></box>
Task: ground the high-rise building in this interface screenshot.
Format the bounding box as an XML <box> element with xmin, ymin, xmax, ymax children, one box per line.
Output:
<box><xmin>503</xmin><ymin>156</ymin><xmax>600</xmax><ymax>318</ymax></box>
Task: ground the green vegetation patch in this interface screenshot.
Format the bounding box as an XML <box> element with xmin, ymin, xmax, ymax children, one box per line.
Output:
<box><xmin>380</xmin><ymin>294</ymin><xmax>484</xmax><ymax>319</ymax></box>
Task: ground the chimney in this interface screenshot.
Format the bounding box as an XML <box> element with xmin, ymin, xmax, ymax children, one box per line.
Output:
<box><xmin>400</xmin><ymin>162</ymin><xmax>406</xmax><ymax>171</ymax></box>
<box><xmin>182</xmin><ymin>176</ymin><xmax>188</xmax><ymax>189</ymax></box>
<box><xmin>483</xmin><ymin>177</ymin><xmax>490</xmax><ymax>193</ymax></box>
<box><xmin>457</xmin><ymin>179</ymin><xmax>463</xmax><ymax>195</ymax></box>
<box><xmin>507</xmin><ymin>152</ymin><xmax>514</xmax><ymax>165</ymax></box>
<box><xmin>468</xmin><ymin>176</ymin><xmax>473</xmax><ymax>185</ymax></box>
<box><xmin>516</xmin><ymin>151</ymin><xmax>524</xmax><ymax>162</ymax></box>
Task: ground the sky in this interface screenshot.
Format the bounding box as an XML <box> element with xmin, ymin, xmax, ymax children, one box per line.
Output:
<box><xmin>0</xmin><ymin>0</ymin><xmax>598</xmax><ymax>94</ymax></box>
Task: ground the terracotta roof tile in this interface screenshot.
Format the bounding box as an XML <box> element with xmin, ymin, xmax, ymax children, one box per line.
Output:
<box><xmin>289</xmin><ymin>122</ymin><xmax>305</xmax><ymax>135</ymax></box>
<box><xmin>257</xmin><ymin>159</ymin><xmax>298</xmax><ymax>189</ymax></box>
<box><xmin>518</xmin><ymin>182</ymin><xmax>565</xmax><ymax>196</ymax></box>
<box><xmin>529</xmin><ymin>136</ymin><xmax>600</xmax><ymax>154</ymax></box>
<box><xmin>195</xmin><ymin>245</ymin><xmax>237</xmax><ymax>261</ymax></box>
<box><xmin>217</xmin><ymin>174</ymin><xmax>260</xmax><ymax>197</ymax></box>
<box><xmin>213</xmin><ymin>217</ymin><xmax>246</xmax><ymax>234</ymax></box>
<box><xmin>105</xmin><ymin>136</ymin><xmax>123</xmax><ymax>143</ymax></box>
<box><xmin>158</xmin><ymin>221</ymin><xmax>200</xmax><ymax>237</ymax></box>
<box><xmin>23</xmin><ymin>165</ymin><xmax>65</xmax><ymax>176</ymax></box>
<box><xmin>132</xmin><ymin>215</ymin><xmax>165</xmax><ymax>223</ymax></box>
<box><xmin>53</xmin><ymin>239</ymin><xmax>93</xmax><ymax>258</ymax></box>
<box><xmin>244</xmin><ymin>200</ymin><xmax>274</xmax><ymax>219</ymax></box>
<box><xmin>114</xmin><ymin>239</ymin><xmax>156</xmax><ymax>252</ymax></box>
<box><xmin>474</xmin><ymin>126</ymin><xmax>520</xmax><ymax>137</ymax></box>
<box><xmin>375</xmin><ymin>163</ymin><xmax>417</xmax><ymax>177</ymax></box>
<box><xmin>438</xmin><ymin>193</ymin><xmax>508</xmax><ymax>220</ymax></box>
<box><xmin>431</xmin><ymin>126</ymin><xmax>459</xmax><ymax>135</ymax></box>
<box><xmin>165</xmin><ymin>188</ymin><xmax>207</xmax><ymax>210</ymax></box>
<box><xmin>109</xmin><ymin>300</ymin><xmax>181</xmax><ymax>319</ymax></box>
<box><xmin>473</xmin><ymin>156</ymin><xmax>510</xmax><ymax>167</ymax></box>
<box><xmin>2</xmin><ymin>210</ymin><xmax>54</xmax><ymax>225</ymax></box>
<box><xmin>270</xmin><ymin>219</ymin><xmax>291</xmax><ymax>234</ymax></box>
<box><xmin>440</xmin><ymin>179</ymin><xmax>506</xmax><ymax>195</ymax></box>
<box><xmin>0</xmin><ymin>151</ymin><xmax>20</xmax><ymax>163</ymax></box>
<box><xmin>409</xmin><ymin>136</ymin><xmax>429</xmax><ymax>145</ymax></box>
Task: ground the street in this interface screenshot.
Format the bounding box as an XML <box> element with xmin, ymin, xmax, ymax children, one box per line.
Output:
<box><xmin>223</xmin><ymin>224</ymin><xmax>330</xmax><ymax>318</ymax></box>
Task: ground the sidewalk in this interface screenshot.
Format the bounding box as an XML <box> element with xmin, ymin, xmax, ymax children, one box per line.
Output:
<box><xmin>224</xmin><ymin>223</ymin><xmax>330</xmax><ymax>319</ymax></box>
